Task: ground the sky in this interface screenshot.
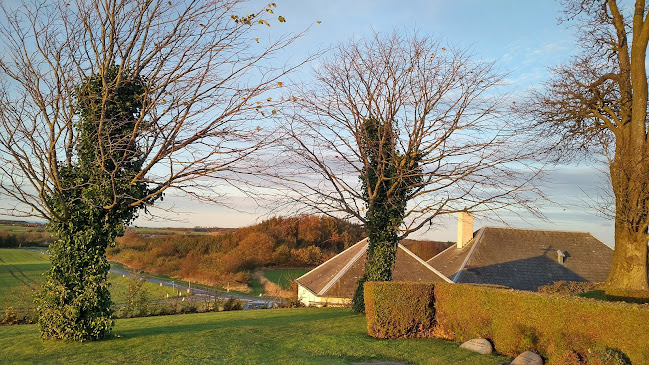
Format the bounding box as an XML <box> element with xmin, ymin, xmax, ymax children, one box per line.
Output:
<box><xmin>133</xmin><ymin>0</ymin><xmax>616</xmax><ymax>246</ymax></box>
<box><xmin>0</xmin><ymin>0</ymin><xmax>613</xmax><ymax>246</ymax></box>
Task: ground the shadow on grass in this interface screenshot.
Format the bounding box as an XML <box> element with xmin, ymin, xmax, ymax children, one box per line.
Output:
<box><xmin>116</xmin><ymin>309</ymin><xmax>358</xmax><ymax>339</ymax></box>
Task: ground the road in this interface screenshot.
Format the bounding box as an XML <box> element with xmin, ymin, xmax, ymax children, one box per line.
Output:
<box><xmin>22</xmin><ymin>247</ymin><xmax>284</xmax><ymax>307</ymax></box>
<box><xmin>109</xmin><ymin>267</ymin><xmax>283</xmax><ymax>306</ymax></box>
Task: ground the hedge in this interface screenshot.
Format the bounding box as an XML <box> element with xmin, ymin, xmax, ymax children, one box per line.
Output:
<box><xmin>365</xmin><ymin>281</ymin><xmax>435</xmax><ymax>338</ymax></box>
<box><xmin>364</xmin><ymin>282</ymin><xmax>649</xmax><ymax>364</ymax></box>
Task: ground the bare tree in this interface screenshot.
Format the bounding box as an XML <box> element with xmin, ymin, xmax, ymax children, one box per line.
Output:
<box><xmin>0</xmin><ymin>0</ymin><xmax>305</xmax><ymax>218</ymax></box>
<box><xmin>0</xmin><ymin>0</ymin><xmax>308</xmax><ymax>339</ymax></box>
<box><xmin>272</xmin><ymin>30</ymin><xmax>542</xmax><ymax>307</ymax></box>
<box><xmin>526</xmin><ymin>0</ymin><xmax>649</xmax><ymax>291</ymax></box>
<box><xmin>276</xmin><ymin>31</ymin><xmax>541</xmax><ymax>233</ymax></box>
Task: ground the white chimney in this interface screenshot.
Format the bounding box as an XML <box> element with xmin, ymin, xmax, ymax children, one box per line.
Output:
<box><xmin>457</xmin><ymin>211</ymin><xmax>473</xmax><ymax>249</ymax></box>
<box><xmin>557</xmin><ymin>250</ymin><xmax>566</xmax><ymax>264</ymax></box>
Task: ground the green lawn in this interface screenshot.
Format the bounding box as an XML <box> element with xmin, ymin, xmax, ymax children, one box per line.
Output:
<box><xmin>0</xmin><ymin>249</ymin><xmax>177</xmax><ymax>309</ymax></box>
<box><xmin>263</xmin><ymin>268</ymin><xmax>310</xmax><ymax>290</ymax></box>
<box><xmin>0</xmin><ymin>308</ymin><xmax>511</xmax><ymax>364</ymax></box>
<box><xmin>0</xmin><ymin>223</ymin><xmax>44</xmax><ymax>234</ymax></box>
<box><xmin>0</xmin><ymin>249</ymin><xmax>49</xmax><ymax>307</ymax></box>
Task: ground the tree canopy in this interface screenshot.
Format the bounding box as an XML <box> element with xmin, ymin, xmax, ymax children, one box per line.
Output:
<box><xmin>526</xmin><ymin>0</ymin><xmax>649</xmax><ymax>291</ymax></box>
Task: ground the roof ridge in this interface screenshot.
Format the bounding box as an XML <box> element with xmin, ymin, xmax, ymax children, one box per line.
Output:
<box><xmin>453</xmin><ymin>227</ymin><xmax>485</xmax><ymax>282</ymax></box>
<box><xmin>483</xmin><ymin>226</ymin><xmax>593</xmax><ymax>235</ymax></box>
<box><xmin>398</xmin><ymin>243</ymin><xmax>453</xmax><ymax>283</ymax></box>
<box><xmin>295</xmin><ymin>237</ymin><xmax>369</xmax><ymax>283</ymax></box>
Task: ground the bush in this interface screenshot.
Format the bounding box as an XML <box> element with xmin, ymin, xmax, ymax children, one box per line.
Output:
<box><xmin>538</xmin><ymin>281</ymin><xmax>596</xmax><ymax>296</ymax></box>
<box><xmin>117</xmin><ymin>275</ymin><xmax>151</xmax><ymax>318</ymax></box>
<box><xmin>364</xmin><ymin>282</ymin><xmax>649</xmax><ymax>364</ymax></box>
<box><xmin>586</xmin><ymin>348</ymin><xmax>632</xmax><ymax>365</ymax></box>
<box><xmin>222</xmin><ymin>297</ymin><xmax>243</xmax><ymax>311</ymax></box>
<box><xmin>364</xmin><ymin>282</ymin><xmax>435</xmax><ymax>338</ymax></box>
<box><xmin>2</xmin><ymin>307</ymin><xmax>19</xmax><ymax>325</ymax></box>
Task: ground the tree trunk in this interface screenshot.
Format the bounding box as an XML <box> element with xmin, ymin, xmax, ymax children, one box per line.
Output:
<box><xmin>36</xmin><ymin>226</ymin><xmax>114</xmax><ymax>340</ymax></box>
<box><xmin>606</xmin><ymin>154</ymin><xmax>649</xmax><ymax>291</ymax></box>
<box><xmin>606</xmin><ymin>220</ymin><xmax>649</xmax><ymax>290</ymax></box>
<box><xmin>351</xmin><ymin>205</ymin><xmax>401</xmax><ymax>312</ymax></box>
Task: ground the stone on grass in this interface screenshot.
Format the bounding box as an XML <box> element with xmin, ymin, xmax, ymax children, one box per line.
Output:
<box><xmin>510</xmin><ymin>351</ymin><xmax>543</xmax><ymax>365</ymax></box>
<box><xmin>459</xmin><ymin>338</ymin><xmax>493</xmax><ymax>355</ymax></box>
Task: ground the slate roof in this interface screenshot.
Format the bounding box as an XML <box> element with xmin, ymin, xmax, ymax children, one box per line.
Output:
<box><xmin>427</xmin><ymin>226</ymin><xmax>614</xmax><ymax>291</ymax></box>
<box><xmin>296</xmin><ymin>238</ymin><xmax>451</xmax><ymax>299</ymax></box>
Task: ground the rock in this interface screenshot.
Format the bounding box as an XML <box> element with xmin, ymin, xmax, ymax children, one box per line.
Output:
<box><xmin>510</xmin><ymin>351</ymin><xmax>543</xmax><ymax>365</ymax></box>
<box><xmin>459</xmin><ymin>338</ymin><xmax>493</xmax><ymax>355</ymax></box>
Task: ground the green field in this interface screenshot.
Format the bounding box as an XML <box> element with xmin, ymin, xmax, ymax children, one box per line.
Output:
<box><xmin>263</xmin><ymin>269</ymin><xmax>310</xmax><ymax>289</ymax></box>
<box><xmin>0</xmin><ymin>223</ymin><xmax>45</xmax><ymax>234</ymax></box>
<box><xmin>0</xmin><ymin>249</ymin><xmax>50</xmax><ymax>307</ymax></box>
<box><xmin>0</xmin><ymin>249</ymin><xmax>177</xmax><ymax>309</ymax></box>
<box><xmin>0</xmin><ymin>307</ymin><xmax>511</xmax><ymax>364</ymax></box>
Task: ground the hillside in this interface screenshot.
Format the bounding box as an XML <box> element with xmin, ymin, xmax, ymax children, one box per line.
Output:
<box><xmin>0</xmin><ymin>215</ymin><xmax>453</xmax><ymax>293</ymax></box>
<box><xmin>107</xmin><ymin>215</ymin><xmax>365</xmax><ymax>291</ymax></box>
<box><xmin>0</xmin><ymin>221</ymin><xmax>50</xmax><ymax>248</ymax></box>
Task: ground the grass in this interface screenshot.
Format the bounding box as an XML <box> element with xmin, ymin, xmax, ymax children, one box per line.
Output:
<box><xmin>108</xmin><ymin>273</ymin><xmax>180</xmax><ymax>304</ymax></box>
<box><xmin>0</xmin><ymin>249</ymin><xmax>178</xmax><ymax>309</ymax></box>
<box><xmin>578</xmin><ymin>289</ymin><xmax>607</xmax><ymax>301</ymax></box>
<box><xmin>0</xmin><ymin>308</ymin><xmax>511</xmax><ymax>364</ymax></box>
<box><xmin>263</xmin><ymin>268</ymin><xmax>310</xmax><ymax>290</ymax></box>
<box><xmin>0</xmin><ymin>249</ymin><xmax>49</xmax><ymax>307</ymax></box>
<box><xmin>247</xmin><ymin>275</ymin><xmax>266</xmax><ymax>297</ymax></box>
<box><xmin>0</xmin><ymin>223</ymin><xmax>45</xmax><ymax>234</ymax></box>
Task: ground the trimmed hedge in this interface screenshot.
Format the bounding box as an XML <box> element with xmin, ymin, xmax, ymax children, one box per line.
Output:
<box><xmin>365</xmin><ymin>281</ymin><xmax>435</xmax><ymax>338</ymax></box>
<box><xmin>364</xmin><ymin>282</ymin><xmax>649</xmax><ymax>364</ymax></box>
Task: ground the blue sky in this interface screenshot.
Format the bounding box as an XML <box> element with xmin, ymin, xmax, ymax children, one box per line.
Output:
<box><xmin>132</xmin><ymin>1</ymin><xmax>613</xmax><ymax>245</ymax></box>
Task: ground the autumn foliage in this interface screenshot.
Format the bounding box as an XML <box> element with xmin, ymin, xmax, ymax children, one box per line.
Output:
<box><xmin>107</xmin><ymin>215</ymin><xmax>364</xmax><ymax>289</ymax></box>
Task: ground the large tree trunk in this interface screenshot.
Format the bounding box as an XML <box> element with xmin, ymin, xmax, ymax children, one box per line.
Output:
<box><xmin>36</xmin><ymin>225</ymin><xmax>113</xmax><ymax>340</ymax></box>
<box><xmin>351</xmin><ymin>199</ymin><xmax>402</xmax><ymax>312</ymax></box>
<box><xmin>606</xmin><ymin>220</ymin><xmax>649</xmax><ymax>290</ymax></box>
<box><xmin>606</xmin><ymin>153</ymin><xmax>649</xmax><ymax>291</ymax></box>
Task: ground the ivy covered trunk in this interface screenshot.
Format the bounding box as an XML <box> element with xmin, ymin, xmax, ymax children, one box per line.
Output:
<box><xmin>36</xmin><ymin>219</ymin><xmax>118</xmax><ymax>340</ymax></box>
<box><xmin>35</xmin><ymin>66</ymin><xmax>148</xmax><ymax>340</ymax></box>
<box><xmin>351</xmin><ymin>201</ymin><xmax>404</xmax><ymax>312</ymax></box>
<box><xmin>351</xmin><ymin>117</ymin><xmax>420</xmax><ymax>312</ymax></box>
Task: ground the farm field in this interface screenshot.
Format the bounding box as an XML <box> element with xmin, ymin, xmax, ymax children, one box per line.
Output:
<box><xmin>0</xmin><ymin>307</ymin><xmax>511</xmax><ymax>364</ymax></box>
<box><xmin>263</xmin><ymin>268</ymin><xmax>310</xmax><ymax>289</ymax></box>
<box><xmin>0</xmin><ymin>249</ymin><xmax>177</xmax><ymax>309</ymax></box>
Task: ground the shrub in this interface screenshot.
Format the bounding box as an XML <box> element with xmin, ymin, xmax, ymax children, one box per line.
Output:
<box><xmin>586</xmin><ymin>348</ymin><xmax>632</xmax><ymax>365</ymax></box>
<box><xmin>222</xmin><ymin>297</ymin><xmax>243</xmax><ymax>311</ymax></box>
<box><xmin>117</xmin><ymin>275</ymin><xmax>151</xmax><ymax>318</ymax></box>
<box><xmin>364</xmin><ymin>282</ymin><xmax>435</xmax><ymax>338</ymax></box>
<box><xmin>556</xmin><ymin>349</ymin><xmax>585</xmax><ymax>365</ymax></box>
<box><xmin>2</xmin><ymin>307</ymin><xmax>18</xmax><ymax>325</ymax></box>
<box><xmin>364</xmin><ymin>282</ymin><xmax>649</xmax><ymax>364</ymax></box>
<box><xmin>434</xmin><ymin>283</ymin><xmax>649</xmax><ymax>363</ymax></box>
<box><xmin>538</xmin><ymin>281</ymin><xmax>596</xmax><ymax>296</ymax></box>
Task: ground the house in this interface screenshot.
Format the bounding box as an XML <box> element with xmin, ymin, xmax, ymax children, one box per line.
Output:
<box><xmin>426</xmin><ymin>212</ymin><xmax>614</xmax><ymax>291</ymax></box>
<box><xmin>295</xmin><ymin>238</ymin><xmax>451</xmax><ymax>306</ymax></box>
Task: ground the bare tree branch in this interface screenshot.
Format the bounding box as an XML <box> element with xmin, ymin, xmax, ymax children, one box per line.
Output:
<box><xmin>269</xmin><ymin>30</ymin><xmax>544</xmax><ymax>239</ymax></box>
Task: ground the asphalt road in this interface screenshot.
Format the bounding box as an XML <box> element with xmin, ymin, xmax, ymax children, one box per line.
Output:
<box><xmin>109</xmin><ymin>266</ymin><xmax>283</xmax><ymax>306</ymax></box>
<box><xmin>22</xmin><ymin>247</ymin><xmax>284</xmax><ymax>307</ymax></box>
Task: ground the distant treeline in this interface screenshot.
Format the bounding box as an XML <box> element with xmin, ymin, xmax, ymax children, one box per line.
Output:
<box><xmin>0</xmin><ymin>223</ymin><xmax>51</xmax><ymax>248</ymax></box>
<box><xmin>401</xmin><ymin>239</ymin><xmax>453</xmax><ymax>262</ymax></box>
<box><xmin>107</xmin><ymin>215</ymin><xmax>366</xmax><ymax>288</ymax></box>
